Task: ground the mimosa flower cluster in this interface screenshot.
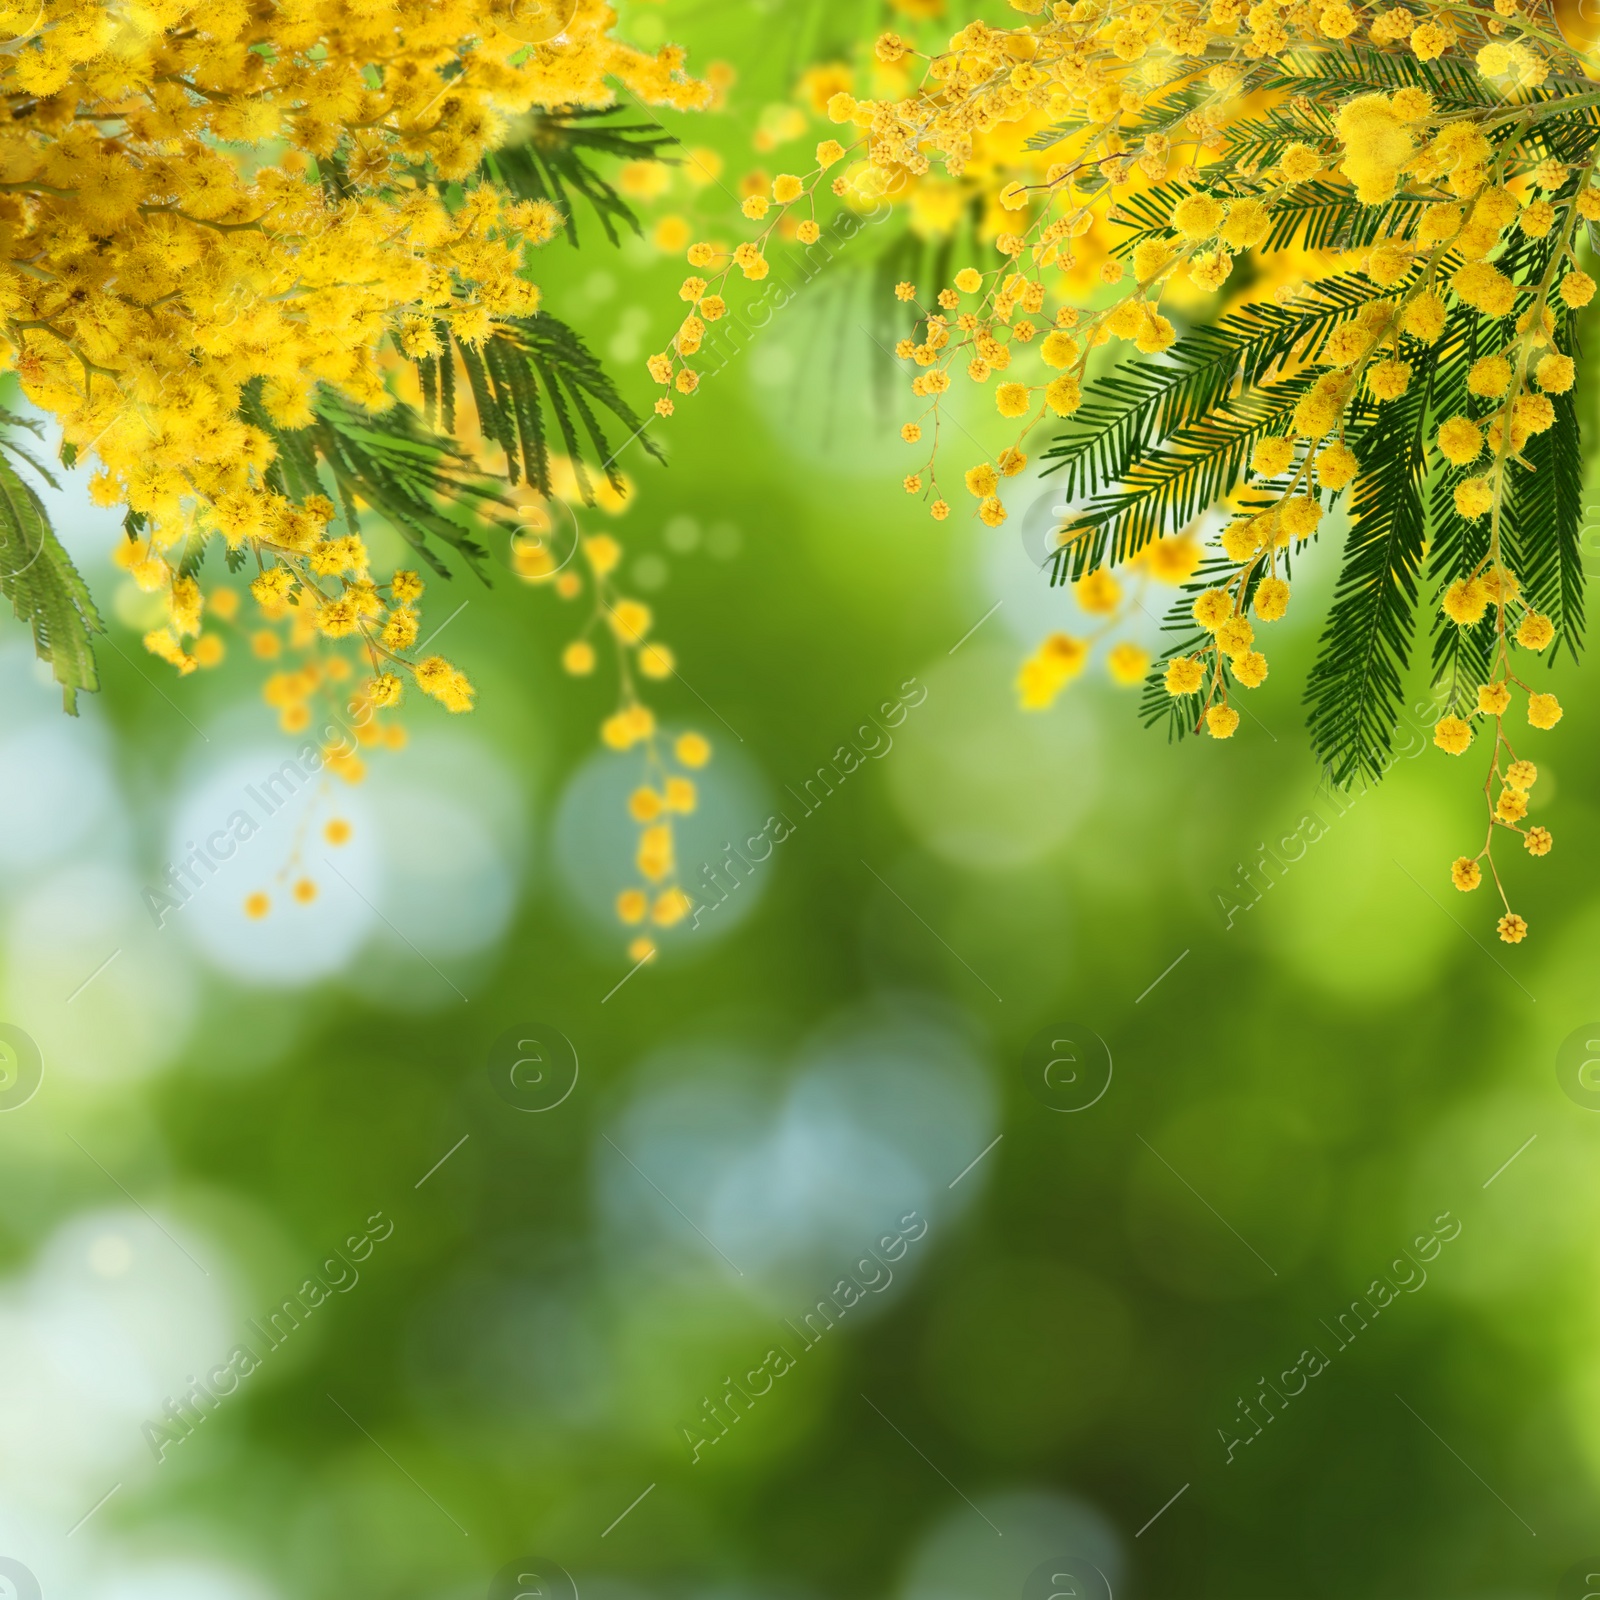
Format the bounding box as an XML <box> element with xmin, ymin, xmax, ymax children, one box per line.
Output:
<box><xmin>662</xmin><ymin>0</ymin><xmax>1596</xmax><ymax>944</ymax></box>
<box><xmin>512</xmin><ymin>474</ymin><xmax>705</xmax><ymax>966</ymax></box>
<box><xmin>1</xmin><ymin>0</ymin><xmax>705</xmax><ymax>707</ymax></box>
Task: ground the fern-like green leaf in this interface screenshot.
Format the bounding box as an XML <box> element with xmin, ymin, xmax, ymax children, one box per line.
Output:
<box><xmin>0</xmin><ymin>450</ymin><xmax>102</xmax><ymax>713</ymax></box>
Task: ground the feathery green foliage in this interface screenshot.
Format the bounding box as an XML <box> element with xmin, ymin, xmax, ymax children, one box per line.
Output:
<box><xmin>0</xmin><ymin>427</ymin><xmax>101</xmax><ymax>714</ymax></box>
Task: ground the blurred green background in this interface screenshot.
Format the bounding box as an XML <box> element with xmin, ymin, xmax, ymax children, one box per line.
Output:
<box><xmin>3</xmin><ymin>2</ymin><xmax>1600</xmax><ymax>1597</ymax></box>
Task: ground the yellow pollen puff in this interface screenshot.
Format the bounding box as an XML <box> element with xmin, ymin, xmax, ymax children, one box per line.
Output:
<box><xmin>1528</xmin><ymin>692</ymin><xmax>1563</xmax><ymax>729</ymax></box>
<box><xmin>1517</xmin><ymin>613</ymin><xmax>1554</xmax><ymax>651</ymax></box>
<box><xmin>1477</xmin><ymin>681</ymin><xmax>1511</xmax><ymax>715</ymax></box>
<box><xmin>1536</xmin><ymin>354</ymin><xmax>1575</xmax><ymax>394</ymax></box>
<box><xmin>1316</xmin><ymin>443</ymin><xmax>1360</xmax><ymax>491</ymax></box>
<box><xmin>1075</xmin><ymin>568</ymin><xmax>1122</xmax><ymax>614</ymax></box>
<box><xmin>1467</xmin><ymin>355</ymin><xmax>1512</xmax><ymax>397</ymax></box>
<box><xmin>617</xmin><ymin>889</ymin><xmax>649</xmax><ymax>925</ymax></box>
<box><xmin>995</xmin><ymin>382</ymin><xmax>1032</xmax><ymax>418</ymax></box>
<box><xmin>1451</xmin><ymin>856</ymin><xmax>1481</xmax><ymax>891</ymax></box>
<box><xmin>1232</xmin><ymin>650</ymin><xmax>1269</xmax><ymax>688</ymax></box>
<box><xmin>1281</xmin><ymin>496</ymin><xmax>1323</xmax><ymax>539</ymax></box>
<box><xmin>1455</xmin><ymin>477</ymin><xmax>1494</xmax><ymax>519</ymax></box>
<box><xmin>325</xmin><ymin>819</ymin><xmax>352</xmax><ymax>846</ymax></box>
<box><xmin>293</xmin><ymin>879</ymin><xmax>317</xmax><ymax>904</ymax></box>
<box><xmin>1367</xmin><ymin>359</ymin><xmax>1412</xmax><ymax>401</ymax></box>
<box><xmin>676</xmin><ymin>732</ymin><xmax>712</xmax><ymax>768</ymax></box>
<box><xmin>1216</xmin><ymin>616</ymin><xmax>1255</xmax><ymax>657</ymax></box>
<box><xmin>1561</xmin><ymin>271</ymin><xmax>1597</xmax><ymax>308</ymax></box>
<box><xmin>563</xmin><ymin>641</ymin><xmax>597</xmax><ymax>676</ymax></box>
<box><xmin>639</xmin><ymin>644</ymin><xmax>676</xmax><ymax>680</ymax></box>
<box><xmin>1496</xmin><ymin>787</ymin><xmax>1528</xmax><ymax>821</ymax></box>
<box><xmin>1252</xmin><ymin>436</ymin><xmax>1296</xmax><ymax>477</ymax></box>
<box><xmin>773</xmin><ymin>174</ymin><xmax>804</xmax><ymax>203</ymax></box>
<box><xmin>1171</xmin><ymin>193</ymin><xmax>1225</xmax><ymax>239</ymax></box>
<box><xmin>1526</xmin><ymin>826</ymin><xmax>1553</xmax><ymax>856</ymax></box>
<box><xmin>1254</xmin><ymin>576</ymin><xmax>1291</xmax><ymax>621</ymax></box>
<box><xmin>1192</xmin><ymin>588</ymin><xmax>1233</xmax><ymax>631</ymax></box>
<box><xmin>1436</xmin><ymin>416</ymin><xmax>1482</xmax><ymax>465</ymax></box>
<box><xmin>1497</xmin><ymin>913</ymin><xmax>1528</xmax><ymax>944</ymax></box>
<box><xmin>244</xmin><ymin>892</ymin><xmax>270</xmax><ymax>919</ymax></box>
<box><xmin>1206</xmin><ymin>704</ymin><xmax>1241</xmax><ymax>739</ymax></box>
<box><xmin>965</xmin><ymin>463</ymin><xmax>1000</xmax><ymax>498</ymax></box>
<box><xmin>1433</xmin><ymin>715</ymin><xmax>1473</xmax><ymax>754</ymax></box>
<box><xmin>1106</xmin><ymin>641</ymin><xmax>1150</xmax><ymax>686</ymax></box>
<box><xmin>1442</xmin><ymin>577</ymin><xmax>1489</xmax><ymax>625</ymax></box>
<box><xmin>1165</xmin><ymin>655</ymin><xmax>1205</xmax><ymax>695</ymax></box>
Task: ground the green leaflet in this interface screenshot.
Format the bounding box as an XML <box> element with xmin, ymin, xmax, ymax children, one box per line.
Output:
<box><xmin>484</xmin><ymin>108</ymin><xmax>678</xmax><ymax>247</ymax></box>
<box><xmin>414</xmin><ymin>313</ymin><xmax>661</xmax><ymax>503</ymax></box>
<box><xmin>243</xmin><ymin>383</ymin><xmax>510</xmax><ymax>582</ymax></box>
<box><xmin>0</xmin><ymin>447</ymin><xmax>102</xmax><ymax>714</ymax></box>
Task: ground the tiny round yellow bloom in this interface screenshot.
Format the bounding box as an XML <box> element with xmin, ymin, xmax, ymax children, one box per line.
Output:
<box><xmin>676</xmin><ymin>732</ymin><xmax>711</xmax><ymax>768</ymax></box>
<box><xmin>1517</xmin><ymin>613</ymin><xmax>1554</xmax><ymax>651</ymax></box>
<box><xmin>1497</xmin><ymin>912</ymin><xmax>1528</xmax><ymax>944</ymax></box>
<box><xmin>1467</xmin><ymin>355</ymin><xmax>1512</xmax><ymax>397</ymax></box>
<box><xmin>1528</xmin><ymin>692</ymin><xmax>1563</xmax><ymax>729</ymax></box>
<box><xmin>1525</xmin><ymin>825</ymin><xmax>1553</xmax><ymax>856</ymax></box>
<box><xmin>1106</xmin><ymin>641</ymin><xmax>1150</xmax><ymax>686</ymax></box>
<box><xmin>955</xmin><ymin>268</ymin><xmax>983</xmax><ymax>294</ymax></box>
<box><xmin>325</xmin><ymin>819</ymin><xmax>352</xmax><ymax>846</ymax></box>
<box><xmin>1560</xmin><ymin>271</ymin><xmax>1596</xmax><ymax>308</ymax></box>
<box><xmin>1441</xmin><ymin>578</ymin><xmax>1488</xmax><ymax>625</ymax></box>
<box><xmin>1074</xmin><ymin>568</ymin><xmax>1121</xmax><ymax>615</ymax></box>
<box><xmin>1206</xmin><ymin>704</ymin><xmax>1241</xmax><ymax>739</ymax></box>
<box><xmin>1045</xmin><ymin>375</ymin><xmax>1082</xmax><ymax>415</ymax></box>
<box><xmin>1433</xmin><ymin>715</ymin><xmax>1473</xmax><ymax>754</ymax></box>
<box><xmin>773</xmin><ymin>174</ymin><xmax>804</xmax><ymax>204</ymax></box>
<box><xmin>1454</xmin><ymin>477</ymin><xmax>1494</xmax><ymax>520</ymax></box>
<box><xmin>1171</xmin><ymin>193</ymin><xmax>1225</xmax><ymax>239</ymax></box>
<box><xmin>665</xmin><ymin>776</ymin><xmax>697</xmax><ymax>812</ymax></box>
<box><xmin>628</xmin><ymin>936</ymin><xmax>658</xmax><ymax>963</ymax></box>
<box><xmin>1232</xmin><ymin>650</ymin><xmax>1268</xmax><ymax>688</ymax></box>
<box><xmin>995</xmin><ymin>382</ymin><xmax>1032</xmax><ymax>418</ymax></box>
<box><xmin>1478</xmin><ymin>681</ymin><xmax>1512</xmax><ymax>715</ymax></box>
<box><xmin>1281</xmin><ymin>496</ymin><xmax>1323</xmax><ymax>540</ymax></box>
<box><xmin>1216</xmin><ymin>615</ymin><xmax>1254</xmax><ymax>657</ymax></box>
<box><xmin>244</xmin><ymin>892</ymin><xmax>270</xmax><ymax>919</ymax></box>
<box><xmin>653</xmin><ymin>888</ymin><xmax>693</xmax><ymax>927</ymax></box>
<box><xmin>293</xmin><ymin>878</ymin><xmax>317</xmax><ymax>904</ymax></box>
<box><xmin>965</xmin><ymin>463</ymin><xmax>999</xmax><ymax>498</ymax></box>
<box><xmin>1436</xmin><ymin>417</ymin><xmax>1482</xmax><ymax>465</ymax></box>
<box><xmin>1367</xmin><ymin>359</ymin><xmax>1412</xmax><ymax>401</ymax></box>
<box><xmin>1535</xmin><ymin>353</ymin><xmax>1575</xmax><ymax>394</ymax></box>
<box><xmin>1507</xmin><ymin>759</ymin><xmax>1538</xmax><ymax>789</ymax></box>
<box><xmin>1165</xmin><ymin>655</ymin><xmax>1205</xmax><ymax>695</ymax></box>
<box><xmin>563</xmin><ymin>640</ymin><xmax>596</xmax><ymax>676</ymax></box>
<box><xmin>639</xmin><ymin>643</ymin><xmax>676</xmax><ymax>679</ymax></box>
<box><xmin>1316</xmin><ymin>443</ymin><xmax>1359</xmax><ymax>490</ymax></box>
<box><xmin>1244</xmin><ymin>582</ymin><xmax>1284</xmax><ymax>630</ymax></box>
<box><xmin>1252</xmin><ymin>437</ymin><xmax>1296</xmax><ymax>477</ymax></box>
<box><xmin>629</xmin><ymin>787</ymin><xmax>663</xmax><ymax>822</ymax></box>
<box><xmin>1451</xmin><ymin>856</ymin><xmax>1481</xmax><ymax>891</ymax></box>
<box><xmin>1496</xmin><ymin>786</ymin><xmax>1528</xmax><ymax>822</ymax></box>
<box><xmin>1192</xmin><ymin>589</ymin><xmax>1233</xmax><ymax>631</ymax></box>
<box><xmin>617</xmin><ymin>889</ymin><xmax>649</xmax><ymax>925</ymax></box>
